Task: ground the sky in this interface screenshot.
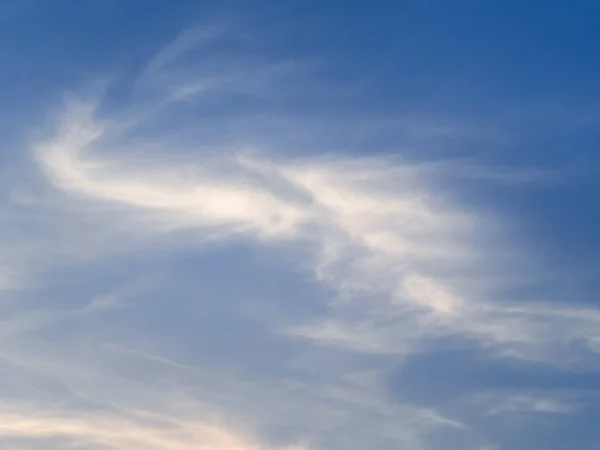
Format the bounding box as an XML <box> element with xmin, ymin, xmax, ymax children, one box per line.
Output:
<box><xmin>1</xmin><ymin>1</ymin><xmax>600</xmax><ymax>449</ymax></box>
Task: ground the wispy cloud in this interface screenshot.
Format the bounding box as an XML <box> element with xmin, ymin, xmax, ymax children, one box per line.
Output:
<box><xmin>0</xmin><ymin>404</ymin><xmax>297</xmax><ymax>450</ymax></box>
<box><xmin>36</xmin><ymin>91</ymin><xmax>600</xmax><ymax>361</ymax></box>
<box><xmin>0</xmin><ymin>23</ymin><xmax>598</xmax><ymax>450</ymax></box>
<box><xmin>472</xmin><ymin>390</ymin><xmax>581</xmax><ymax>416</ymax></box>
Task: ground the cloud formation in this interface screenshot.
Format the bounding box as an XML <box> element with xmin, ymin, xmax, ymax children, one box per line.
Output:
<box><xmin>34</xmin><ymin>85</ymin><xmax>600</xmax><ymax>363</ymax></box>
<box><xmin>0</xmin><ymin>406</ymin><xmax>285</xmax><ymax>450</ymax></box>
<box><xmin>1</xmin><ymin>22</ymin><xmax>599</xmax><ymax>450</ymax></box>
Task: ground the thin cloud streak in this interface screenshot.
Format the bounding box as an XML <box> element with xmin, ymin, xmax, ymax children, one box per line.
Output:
<box><xmin>471</xmin><ymin>390</ymin><xmax>582</xmax><ymax>416</ymax></box>
<box><xmin>0</xmin><ymin>405</ymin><xmax>297</xmax><ymax>450</ymax></box>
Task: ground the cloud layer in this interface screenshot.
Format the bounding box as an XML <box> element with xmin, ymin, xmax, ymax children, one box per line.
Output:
<box><xmin>0</xmin><ymin>24</ymin><xmax>598</xmax><ymax>450</ymax></box>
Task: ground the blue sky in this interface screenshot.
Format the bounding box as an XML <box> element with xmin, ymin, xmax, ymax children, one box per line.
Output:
<box><xmin>1</xmin><ymin>1</ymin><xmax>600</xmax><ymax>449</ymax></box>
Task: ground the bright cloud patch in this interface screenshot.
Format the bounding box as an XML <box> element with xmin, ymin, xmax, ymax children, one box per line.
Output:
<box><xmin>0</xmin><ymin>407</ymin><xmax>284</xmax><ymax>450</ymax></box>
<box><xmin>35</xmin><ymin>92</ymin><xmax>600</xmax><ymax>361</ymax></box>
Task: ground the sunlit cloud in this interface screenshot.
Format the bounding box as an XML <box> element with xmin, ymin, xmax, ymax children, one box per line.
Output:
<box><xmin>33</xmin><ymin>89</ymin><xmax>600</xmax><ymax>362</ymax></box>
<box><xmin>0</xmin><ymin>404</ymin><xmax>303</xmax><ymax>450</ymax></box>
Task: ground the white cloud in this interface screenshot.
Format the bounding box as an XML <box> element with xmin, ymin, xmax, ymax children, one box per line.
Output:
<box><xmin>30</xmin><ymin>47</ymin><xmax>600</xmax><ymax>362</ymax></box>
<box><xmin>3</xmin><ymin>93</ymin><xmax>478</xmax><ymax>447</ymax></box>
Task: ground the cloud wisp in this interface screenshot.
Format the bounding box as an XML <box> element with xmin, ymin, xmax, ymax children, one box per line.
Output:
<box><xmin>34</xmin><ymin>88</ymin><xmax>600</xmax><ymax>362</ymax></box>
<box><xmin>0</xmin><ymin>406</ymin><xmax>287</xmax><ymax>450</ymax></box>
